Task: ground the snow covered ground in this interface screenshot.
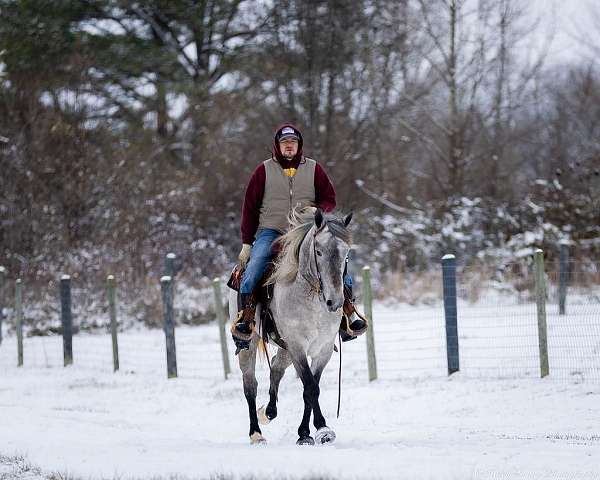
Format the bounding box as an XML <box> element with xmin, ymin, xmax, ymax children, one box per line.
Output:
<box><xmin>1</xmin><ymin>302</ymin><xmax>599</xmax><ymax>479</ymax></box>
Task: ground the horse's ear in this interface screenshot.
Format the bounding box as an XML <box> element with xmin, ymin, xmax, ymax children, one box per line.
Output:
<box><xmin>314</xmin><ymin>208</ymin><xmax>323</xmax><ymax>229</ymax></box>
<box><xmin>343</xmin><ymin>212</ymin><xmax>353</xmax><ymax>227</ymax></box>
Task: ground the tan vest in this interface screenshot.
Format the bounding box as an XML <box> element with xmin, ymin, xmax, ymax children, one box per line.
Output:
<box><xmin>258</xmin><ymin>157</ymin><xmax>316</xmax><ymax>233</ymax></box>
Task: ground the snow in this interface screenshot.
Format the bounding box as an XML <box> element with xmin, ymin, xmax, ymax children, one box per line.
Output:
<box><xmin>1</xmin><ymin>302</ymin><xmax>599</xmax><ymax>480</ymax></box>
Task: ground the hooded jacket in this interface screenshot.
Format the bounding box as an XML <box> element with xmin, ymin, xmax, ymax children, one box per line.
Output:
<box><xmin>240</xmin><ymin>124</ymin><xmax>336</xmax><ymax>244</ymax></box>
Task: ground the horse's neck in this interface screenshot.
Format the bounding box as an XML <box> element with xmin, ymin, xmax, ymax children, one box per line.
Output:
<box><xmin>273</xmin><ymin>235</ymin><xmax>318</xmax><ymax>303</ymax></box>
<box><xmin>297</xmin><ymin>232</ymin><xmax>317</xmax><ymax>287</ymax></box>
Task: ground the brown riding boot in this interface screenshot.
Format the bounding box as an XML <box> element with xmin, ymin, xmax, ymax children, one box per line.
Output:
<box><xmin>231</xmin><ymin>293</ymin><xmax>256</xmax><ymax>353</ymax></box>
<box><xmin>339</xmin><ymin>287</ymin><xmax>368</xmax><ymax>342</ymax></box>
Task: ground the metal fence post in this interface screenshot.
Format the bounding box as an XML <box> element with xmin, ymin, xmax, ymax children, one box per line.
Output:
<box><xmin>558</xmin><ymin>240</ymin><xmax>569</xmax><ymax>316</ymax></box>
<box><xmin>165</xmin><ymin>252</ymin><xmax>178</xmax><ymax>321</ymax></box>
<box><xmin>442</xmin><ymin>254</ymin><xmax>460</xmax><ymax>375</ymax></box>
<box><xmin>0</xmin><ymin>265</ymin><xmax>5</xmax><ymax>345</ymax></box>
<box><xmin>165</xmin><ymin>252</ymin><xmax>177</xmax><ymax>278</ymax></box>
<box><xmin>107</xmin><ymin>275</ymin><xmax>119</xmax><ymax>372</ymax></box>
<box><xmin>161</xmin><ymin>276</ymin><xmax>177</xmax><ymax>378</ymax></box>
<box><xmin>212</xmin><ymin>277</ymin><xmax>231</xmax><ymax>380</ymax></box>
<box><xmin>16</xmin><ymin>279</ymin><xmax>23</xmax><ymax>367</ymax></box>
<box><xmin>362</xmin><ymin>266</ymin><xmax>378</xmax><ymax>382</ymax></box>
<box><xmin>60</xmin><ymin>275</ymin><xmax>73</xmax><ymax>366</ymax></box>
<box><xmin>534</xmin><ymin>249</ymin><xmax>549</xmax><ymax>378</ymax></box>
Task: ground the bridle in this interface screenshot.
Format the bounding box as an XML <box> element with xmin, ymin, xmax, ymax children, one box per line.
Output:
<box><xmin>301</xmin><ymin>225</ymin><xmax>326</xmax><ymax>302</ymax></box>
<box><xmin>311</xmin><ymin>227</ymin><xmax>326</xmax><ymax>302</ymax></box>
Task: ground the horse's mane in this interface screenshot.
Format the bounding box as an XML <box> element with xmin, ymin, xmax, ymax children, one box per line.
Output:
<box><xmin>266</xmin><ymin>208</ymin><xmax>351</xmax><ymax>285</ymax></box>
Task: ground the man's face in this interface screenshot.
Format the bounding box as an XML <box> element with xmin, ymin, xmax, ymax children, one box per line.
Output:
<box><xmin>279</xmin><ymin>138</ymin><xmax>299</xmax><ymax>158</ymax></box>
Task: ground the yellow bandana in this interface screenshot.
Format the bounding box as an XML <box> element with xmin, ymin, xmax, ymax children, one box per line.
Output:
<box><xmin>283</xmin><ymin>167</ymin><xmax>297</xmax><ymax>177</ymax></box>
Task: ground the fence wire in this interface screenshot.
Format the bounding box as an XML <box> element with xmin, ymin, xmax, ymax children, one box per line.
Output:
<box><xmin>0</xmin><ymin>258</ymin><xmax>599</xmax><ymax>383</ymax></box>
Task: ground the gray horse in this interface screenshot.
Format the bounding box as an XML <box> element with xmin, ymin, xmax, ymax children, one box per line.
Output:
<box><xmin>228</xmin><ymin>208</ymin><xmax>352</xmax><ymax>445</ymax></box>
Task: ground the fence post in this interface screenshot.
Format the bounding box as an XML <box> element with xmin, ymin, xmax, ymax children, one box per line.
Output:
<box><xmin>442</xmin><ymin>254</ymin><xmax>460</xmax><ymax>375</ymax></box>
<box><xmin>0</xmin><ymin>265</ymin><xmax>5</xmax><ymax>344</ymax></box>
<box><xmin>165</xmin><ymin>252</ymin><xmax>177</xmax><ymax>278</ymax></box>
<box><xmin>16</xmin><ymin>279</ymin><xmax>23</xmax><ymax>367</ymax></box>
<box><xmin>534</xmin><ymin>249</ymin><xmax>549</xmax><ymax>378</ymax></box>
<box><xmin>161</xmin><ymin>276</ymin><xmax>177</xmax><ymax>378</ymax></box>
<box><xmin>165</xmin><ymin>252</ymin><xmax>178</xmax><ymax>321</ymax></box>
<box><xmin>212</xmin><ymin>277</ymin><xmax>231</xmax><ymax>380</ymax></box>
<box><xmin>60</xmin><ymin>275</ymin><xmax>73</xmax><ymax>366</ymax></box>
<box><xmin>107</xmin><ymin>275</ymin><xmax>119</xmax><ymax>372</ymax></box>
<box><xmin>558</xmin><ymin>240</ymin><xmax>569</xmax><ymax>316</ymax></box>
<box><xmin>362</xmin><ymin>266</ymin><xmax>378</xmax><ymax>382</ymax></box>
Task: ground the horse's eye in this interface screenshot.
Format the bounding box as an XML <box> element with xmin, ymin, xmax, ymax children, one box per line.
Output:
<box><xmin>316</xmin><ymin>250</ymin><xmax>322</xmax><ymax>256</ymax></box>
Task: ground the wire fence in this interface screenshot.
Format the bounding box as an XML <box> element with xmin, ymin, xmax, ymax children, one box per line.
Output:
<box><xmin>0</xmin><ymin>253</ymin><xmax>599</xmax><ymax>384</ymax></box>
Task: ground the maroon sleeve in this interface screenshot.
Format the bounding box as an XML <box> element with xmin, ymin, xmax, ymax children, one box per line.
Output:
<box><xmin>241</xmin><ymin>163</ymin><xmax>265</xmax><ymax>244</ymax></box>
<box><xmin>314</xmin><ymin>163</ymin><xmax>336</xmax><ymax>212</ymax></box>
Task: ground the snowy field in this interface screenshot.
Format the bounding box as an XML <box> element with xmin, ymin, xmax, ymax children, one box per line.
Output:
<box><xmin>1</xmin><ymin>302</ymin><xmax>599</xmax><ymax>479</ymax></box>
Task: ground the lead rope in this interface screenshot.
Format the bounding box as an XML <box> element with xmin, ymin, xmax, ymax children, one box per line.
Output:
<box><xmin>337</xmin><ymin>331</ymin><xmax>343</xmax><ymax>418</ymax></box>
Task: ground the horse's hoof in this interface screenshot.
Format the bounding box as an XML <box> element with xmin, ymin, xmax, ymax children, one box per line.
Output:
<box><xmin>315</xmin><ymin>427</ymin><xmax>336</xmax><ymax>445</ymax></box>
<box><xmin>296</xmin><ymin>436</ymin><xmax>315</xmax><ymax>446</ymax></box>
<box><xmin>250</xmin><ymin>432</ymin><xmax>267</xmax><ymax>445</ymax></box>
<box><xmin>257</xmin><ymin>405</ymin><xmax>270</xmax><ymax>425</ymax></box>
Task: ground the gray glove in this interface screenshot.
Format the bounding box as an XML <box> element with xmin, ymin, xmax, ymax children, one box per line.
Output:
<box><xmin>239</xmin><ymin>243</ymin><xmax>252</xmax><ymax>268</ymax></box>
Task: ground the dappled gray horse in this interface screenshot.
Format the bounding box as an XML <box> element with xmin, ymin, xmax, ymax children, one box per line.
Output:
<box><xmin>228</xmin><ymin>208</ymin><xmax>352</xmax><ymax>445</ymax></box>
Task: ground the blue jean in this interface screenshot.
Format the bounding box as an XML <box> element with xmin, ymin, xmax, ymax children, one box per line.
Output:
<box><xmin>240</xmin><ymin>228</ymin><xmax>281</xmax><ymax>294</ymax></box>
<box><xmin>240</xmin><ymin>228</ymin><xmax>354</xmax><ymax>295</ymax></box>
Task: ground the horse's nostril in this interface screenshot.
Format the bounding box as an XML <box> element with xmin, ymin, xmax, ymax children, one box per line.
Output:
<box><xmin>326</xmin><ymin>299</ymin><xmax>333</xmax><ymax>307</ymax></box>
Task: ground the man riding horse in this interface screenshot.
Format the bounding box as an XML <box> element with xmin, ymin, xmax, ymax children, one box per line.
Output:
<box><xmin>232</xmin><ymin>123</ymin><xmax>367</xmax><ymax>351</ymax></box>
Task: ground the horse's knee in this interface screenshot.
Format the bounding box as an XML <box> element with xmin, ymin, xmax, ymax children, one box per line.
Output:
<box><xmin>303</xmin><ymin>382</ymin><xmax>320</xmax><ymax>401</ymax></box>
<box><xmin>242</xmin><ymin>373</ymin><xmax>258</xmax><ymax>399</ymax></box>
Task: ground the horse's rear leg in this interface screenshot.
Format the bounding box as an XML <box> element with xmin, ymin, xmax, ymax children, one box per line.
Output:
<box><xmin>260</xmin><ymin>349</ymin><xmax>292</xmax><ymax>424</ymax></box>
<box><xmin>238</xmin><ymin>336</ymin><xmax>265</xmax><ymax>444</ymax></box>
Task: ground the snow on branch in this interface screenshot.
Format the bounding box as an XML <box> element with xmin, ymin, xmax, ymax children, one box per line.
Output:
<box><xmin>355</xmin><ymin>180</ymin><xmax>415</xmax><ymax>215</ymax></box>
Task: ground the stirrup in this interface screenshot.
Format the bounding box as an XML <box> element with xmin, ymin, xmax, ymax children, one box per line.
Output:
<box><xmin>233</xmin><ymin>336</ymin><xmax>251</xmax><ymax>354</ymax></box>
<box><xmin>231</xmin><ymin>316</ymin><xmax>254</xmax><ymax>342</ymax></box>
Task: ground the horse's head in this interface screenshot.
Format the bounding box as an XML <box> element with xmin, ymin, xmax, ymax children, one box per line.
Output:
<box><xmin>311</xmin><ymin>209</ymin><xmax>352</xmax><ymax>312</ymax></box>
<box><xmin>266</xmin><ymin>207</ymin><xmax>353</xmax><ymax>313</ymax></box>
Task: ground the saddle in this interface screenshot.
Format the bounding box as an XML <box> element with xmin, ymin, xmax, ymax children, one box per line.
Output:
<box><xmin>227</xmin><ymin>263</ymin><xmax>287</xmax><ymax>349</ymax></box>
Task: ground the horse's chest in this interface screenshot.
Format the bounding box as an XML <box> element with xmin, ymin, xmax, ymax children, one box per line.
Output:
<box><xmin>272</xmin><ymin>296</ymin><xmax>338</xmax><ymax>348</ymax></box>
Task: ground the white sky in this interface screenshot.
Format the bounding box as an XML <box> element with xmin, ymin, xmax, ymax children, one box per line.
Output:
<box><xmin>530</xmin><ymin>0</ymin><xmax>598</xmax><ymax>65</ymax></box>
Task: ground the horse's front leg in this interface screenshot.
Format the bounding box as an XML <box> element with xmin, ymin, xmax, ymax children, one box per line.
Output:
<box><xmin>309</xmin><ymin>346</ymin><xmax>337</xmax><ymax>444</ymax></box>
<box><xmin>259</xmin><ymin>348</ymin><xmax>292</xmax><ymax>424</ymax></box>
<box><xmin>239</xmin><ymin>336</ymin><xmax>265</xmax><ymax>444</ymax></box>
<box><xmin>290</xmin><ymin>351</ymin><xmax>325</xmax><ymax>445</ymax></box>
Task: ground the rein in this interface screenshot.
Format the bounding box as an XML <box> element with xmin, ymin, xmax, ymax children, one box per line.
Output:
<box><xmin>294</xmin><ymin>221</ymin><xmax>348</xmax><ymax>419</ymax></box>
<box><xmin>301</xmin><ymin>224</ymin><xmax>344</xmax><ymax>419</ymax></box>
<box><xmin>311</xmin><ymin>228</ymin><xmax>325</xmax><ymax>302</ymax></box>
<box><xmin>301</xmin><ymin>225</ymin><xmax>327</xmax><ymax>302</ymax></box>
<box><xmin>337</xmin><ymin>331</ymin><xmax>342</xmax><ymax>418</ymax></box>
